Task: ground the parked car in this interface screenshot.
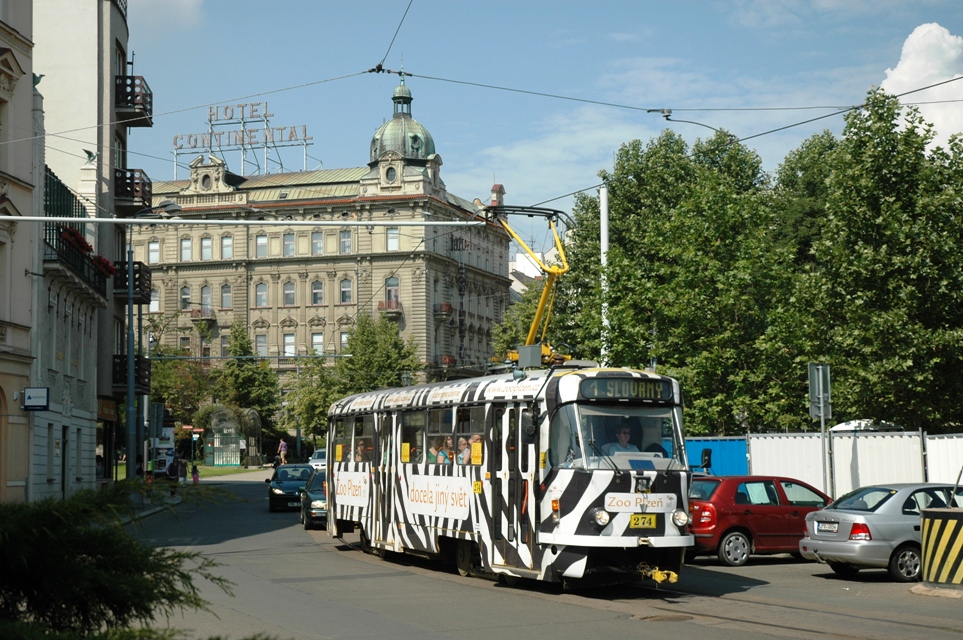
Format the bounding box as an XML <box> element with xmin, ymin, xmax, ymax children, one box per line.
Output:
<box><xmin>265</xmin><ymin>464</ymin><xmax>313</xmax><ymax>512</ymax></box>
<box><xmin>799</xmin><ymin>482</ymin><xmax>963</xmax><ymax>582</ymax></box>
<box><xmin>299</xmin><ymin>468</ymin><xmax>327</xmax><ymax>530</ymax></box>
<box><xmin>308</xmin><ymin>449</ymin><xmax>326</xmax><ymax>471</ymax></box>
<box><xmin>688</xmin><ymin>475</ymin><xmax>831</xmax><ymax>566</ymax></box>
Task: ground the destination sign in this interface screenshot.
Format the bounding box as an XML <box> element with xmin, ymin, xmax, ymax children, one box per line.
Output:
<box><xmin>579</xmin><ymin>378</ymin><xmax>673</xmax><ymax>402</ymax></box>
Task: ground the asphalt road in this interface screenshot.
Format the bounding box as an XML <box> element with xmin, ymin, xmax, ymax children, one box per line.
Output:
<box><xmin>129</xmin><ymin>470</ymin><xmax>963</xmax><ymax>640</ymax></box>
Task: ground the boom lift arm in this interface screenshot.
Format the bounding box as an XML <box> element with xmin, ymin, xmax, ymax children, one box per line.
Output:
<box><xmin>487</xmin><ymin>206</ymin><xmax>571</xmax><ymax>365</ymax></box>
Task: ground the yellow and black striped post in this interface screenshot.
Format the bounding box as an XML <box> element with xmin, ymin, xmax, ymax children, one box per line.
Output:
<box><xmin>921</xmin><ymin>508</ymin><xmax>963</xmax><ymax>588</ymax></box>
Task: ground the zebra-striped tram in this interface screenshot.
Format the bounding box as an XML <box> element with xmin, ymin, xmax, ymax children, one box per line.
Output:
<box><xmin>327</xmin><ymin>361</ymin><xmax>694</xmax><ymax>585</ymax></box>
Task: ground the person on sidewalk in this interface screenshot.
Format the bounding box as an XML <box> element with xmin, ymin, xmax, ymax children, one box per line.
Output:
<box><xmin>166</xmin><ymin>459</ymin><xmax>179</xmax><ymax>496</ymax></box>
<box><xmin>278</xmin><ymin>438</ymin><xmax>288</xmax><ymax>464</ymax></box>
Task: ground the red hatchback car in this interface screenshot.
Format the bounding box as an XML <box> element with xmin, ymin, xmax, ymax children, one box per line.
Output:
<box><xmin>688</xmin><ymin>475</ymin><xmax>831</xmax><ymax>566</ymax></box>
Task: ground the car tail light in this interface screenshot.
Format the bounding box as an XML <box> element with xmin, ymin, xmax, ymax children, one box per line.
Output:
<box><xmin>692</xmin><ymin>503</ymin><xmax>716</xmax><ymax>527</ymax></box>
<box><xmin>849</xmin><ymin>522</ymin><xmax>872</xmax><ymax>541</ymax></box>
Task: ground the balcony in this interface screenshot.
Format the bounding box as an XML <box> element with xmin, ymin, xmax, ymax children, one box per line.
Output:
<box><xmin>378</xmin><ymin>299</ymin><xmax>403</xmax><ymax>319</ymax></box>
<box><xmin>437</xmin><ymin>354</ymin><xmax>457</xmax><ymax>367</ymax></box>
<box><xmin>114</xmin><ymin>168</ymin><xmax>152</xmax><ymax>212</ymax></box>
<box><xmin>433</xmin><ymin>302</ymin><xmax>454</xmax><ymax>319</ymax></box>
<box><xmin>113</xmin><ymin>260</ymin><xmax>152</xmax><ymax>305</ymax></box>
<box><xmin>189</xmin><ymin>307</ymin><xmax>217</xmax><ymax>327</ymax></box>
<box><xmin>42</xmin><ymin>224</ymin><xmax>108</xmax><ymax>299</ymax></box>
<box><xmin>112</xmin><ymin>354</ymin><xmax>151</xmax><ymax>396</ymax></box>
<box><xmin>115</xmin><ymin>75</ymin><xmax>153</xmax><ymax>127</ymax></box>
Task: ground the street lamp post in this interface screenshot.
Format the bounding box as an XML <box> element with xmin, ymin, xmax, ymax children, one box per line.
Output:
<box><xmin>125</xmin><ymin>200</ymin><xmax>182</xmax><ymax>481</ymax></box>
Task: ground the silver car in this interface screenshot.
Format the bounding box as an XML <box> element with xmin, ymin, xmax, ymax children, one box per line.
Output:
<box><xmin>308</xmin><ymin>449</ymin><xmax>326</xmax><ymax>471</ymax></box>
<box><xmin>799</xmin><ymin>482</ymin><xmax>963</xmax><ymax>582</ymax></box>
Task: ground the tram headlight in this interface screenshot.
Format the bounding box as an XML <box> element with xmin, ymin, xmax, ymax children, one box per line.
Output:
<box><xmin>671</xmin><ymin>509</ymin><xmax>690</xmax><ymax>527</ymax></box>
<box><xmin>590</xmin><ymin>507</ymin><xmax>611</xmax><ymax>527</ymax></box>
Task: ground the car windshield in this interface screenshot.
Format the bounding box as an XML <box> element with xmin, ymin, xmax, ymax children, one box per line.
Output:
<box><xmin>826</xmin><ymin>486</ymin><xmax>896</xmax><ymax>512</ymax></box>
<box><xmin>689</xmin><ymin>478</ymin><xmax>721</xmax><ymax>500</ymax></box>
<box><xmin>547</xmin><ymin>402</ymin><xmax>686</xmax><ymax>470</ymax></box>
<box><xmin>276</xmin><ymin>466</ymin><xmax>312</xmax><ymax>481</ymax></box>
<box><xmin>311</xmin><ymin>451</ymin><xmax>325</xmax><ymax>460</ymax></box>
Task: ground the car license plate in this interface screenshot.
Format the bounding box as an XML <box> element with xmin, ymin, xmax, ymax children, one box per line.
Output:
<box><xmin>629</xmin><ymin>514</ymin><xmax>657</xmax><ymax>528</ymax></box>
<box><xmin>288</xmin><ymin>501</ymin><xmax>300</xmax><ymax>508</ymax></box>
<box><xmin>816</xmin><ymin>521</ymin><xmax>838</xmax><ymax>533</ymax></box>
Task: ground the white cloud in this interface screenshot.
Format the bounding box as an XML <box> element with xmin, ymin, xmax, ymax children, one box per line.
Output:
<box><xmin>881</xmin><ymin>23</ymin><xmax>963</xmax><ymax>148</ymax></box>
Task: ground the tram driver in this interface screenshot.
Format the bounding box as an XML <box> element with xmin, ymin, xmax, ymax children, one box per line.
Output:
<box><xmin>603</xmin><ymin>421</ymin><xmax>640</xmax><ymax>455</ymax></box>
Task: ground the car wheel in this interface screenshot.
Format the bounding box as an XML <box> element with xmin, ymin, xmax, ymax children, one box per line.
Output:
<box><xmin>888</xmin><ymin>544</ymin><xmax>922</xmax><ymax>582</ymax></box>
<box><xmin>717</xmin><ymin>531</ymin><xmax>751</xmax><ymax>566</ymax></box>
<box><xmin>828</xmin><ymin>561</ymin><xmax>860</xmax><ymax>578</ymax></box>
<box><xmin>302</xmin><ymin>508</ymin><xmax>313</xmax><ymax>531</ymax></box>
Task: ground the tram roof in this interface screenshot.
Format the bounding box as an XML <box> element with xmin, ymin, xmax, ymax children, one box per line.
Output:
<box><xmin>328</xmin><ymin>366</ymin><xmax>677</xmax><ymax>415</ymax></box>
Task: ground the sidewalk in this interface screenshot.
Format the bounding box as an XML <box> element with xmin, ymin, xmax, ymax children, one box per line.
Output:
<box><xmin>131</xmin><ymin>468</ymin><xmax>274</xmax><ymax>521</ymax></box>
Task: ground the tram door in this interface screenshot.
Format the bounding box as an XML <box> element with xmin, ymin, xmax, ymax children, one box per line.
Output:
<box><xmin>372</xmin><ymin>412</ymin><xmax>394</xmax><ymax>548</ymax></box>
<box><xmin>491</xmin><ymin>403</ymin><xmax>534</xmax><ymax>570</ymax></box>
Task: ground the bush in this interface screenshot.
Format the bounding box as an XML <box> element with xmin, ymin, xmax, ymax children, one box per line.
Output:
<box><xmin>0</xmin><ymin>482</ymin><xmax>231</xmax><ymax>635</ymax></box>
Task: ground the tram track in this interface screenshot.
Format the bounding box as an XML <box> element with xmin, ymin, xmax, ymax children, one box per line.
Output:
<box><xmin>330</xmin><ymin>530</ymin><xmax>963</xmax><ymax>639</ymax></box>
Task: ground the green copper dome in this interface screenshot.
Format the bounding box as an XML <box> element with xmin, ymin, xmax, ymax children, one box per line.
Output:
<box><xmin>370</xmin><ymin>76</ymin><xmax>436</xmax><ymax>163</ymax></box>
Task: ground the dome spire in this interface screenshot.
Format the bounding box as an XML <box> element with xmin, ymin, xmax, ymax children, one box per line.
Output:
<box><xmin>370</xmin><ymin>76</ymin><xmax>436</xmax><ymax>163</ymax></box>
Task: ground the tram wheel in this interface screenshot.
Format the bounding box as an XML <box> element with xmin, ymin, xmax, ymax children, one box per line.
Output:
<box><xmin>359</xmin><ymin>528</ymin><xmax>373</xmax><ymax>554</ymax></box>
<box><xmin>455</xmin><ymin>540</ymin><xmax>473</xmax><ymax>577</ymax></box>
<box><xmin>497</xmin><ymin>573</ymin><xmax>519</xmax><ymax>587</ymax></box>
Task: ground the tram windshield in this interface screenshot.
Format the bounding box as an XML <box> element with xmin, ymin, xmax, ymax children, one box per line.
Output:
<box><xmin>548</xmin><ymin>402</ymin><xmax>686</xmax><ymax>470</ymax></box>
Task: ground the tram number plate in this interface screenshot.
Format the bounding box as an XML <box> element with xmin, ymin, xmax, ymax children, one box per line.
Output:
<box><xmin>629</xmin><ymin>514</ymin><xmax>657</xmax><ymax>529</ymax></box>
<box><xmin>816</xmin><ymin>521</ymin><xmax>838</xmax><ymax>533</ymax></box>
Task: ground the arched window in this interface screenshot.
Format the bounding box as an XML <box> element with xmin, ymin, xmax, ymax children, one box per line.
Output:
<box><xmin>200</xmin><ymin>285</ymin><xmax>212</xmax><ymax>314</ymax></box>
<box><xmin>221</xmin><ymin>284</ymin><xmax>232</xmax><ymax>309</ymax></box>
<box><xmin>339</xmin><ymin>278</ymin><xmax>352</xmax><ymax>304</ymax></box>
<box><xmin>180</xmin><ymin>286</ymin><xmax>191</xmax><ymax>311</ymax></box>
<box><xmin>385</xmin><ymin>277</ymin><xmax>399</xmax><ymax>303</ymax></box>
<box><xmin>149</xmin><ymin>289</ymin><xmax>159</xmax><ymax>313</ymax></box>
<box><xmin>255</xmin><ymin>283</ymin><xmax>268</xmax><ymax>307</ymax></box>
<box><xmin>311</xmin><ymin>280</ymin><xmax>324</xmax><ymax>305</ymax></box>
<box><xmin>283</xmin><ymin>281</ymin><xmax>295</xmax><ymax>306</ymax></box>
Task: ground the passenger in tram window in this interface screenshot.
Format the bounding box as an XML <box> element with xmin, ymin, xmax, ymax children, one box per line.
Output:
<box><xmin>428</xmin><ymin>436</ymin><xmax>450</xmax><ymax>464</ymax></box>
<box><xmin>444</xmin><ymin>435</ymin><xmax>455</xmax><ymax>462</ymax></box>
<box><xmin>456</xmin><ymin>437</ymin><xmax>470</xmax><ymax>464</ymax></box>
<box><xmin>354</xmin><ymin>439</ymin><xmax>370</xmax><ymax>462</ymax></box>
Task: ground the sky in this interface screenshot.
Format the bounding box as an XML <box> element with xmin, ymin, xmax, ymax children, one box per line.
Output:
<box><xmin>119</xmin><ymin>0</ymin><xmax>963</xmax><ymax>251</ymax></box>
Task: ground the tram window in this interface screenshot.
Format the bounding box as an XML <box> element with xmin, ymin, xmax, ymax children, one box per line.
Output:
<box><xmin>354</xmin><ymin>414</ymin><xmax>374</xmax><ymax>462</ymax></box>
<box><xmin>427</xmin><ymin>409</ymin><xmax>454</xmax><ymax>465</ymax></box>
<box><xmin>400</xmin><ymin>411</ymin><xmax>425</xmax><ymax>464</ymax></box>
<box><xmin>333</xmin><ymin>417</ymin><xmax>353</xmax><ymax>462</ymax></box>
<box><xmin>455</xmin><ymin>406</ymin><xmax>485</xmax><ymax>465</ymax></box>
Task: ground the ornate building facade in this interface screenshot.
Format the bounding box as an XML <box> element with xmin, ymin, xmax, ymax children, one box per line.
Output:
<box><xmin>141</xmin><ymin>80</ymin><xmax>512</xmax><ymax>398</ymax></box>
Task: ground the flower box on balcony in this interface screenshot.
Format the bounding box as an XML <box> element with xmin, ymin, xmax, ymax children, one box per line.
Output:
<box><xmin>92</xmin><ymin>255</ymin><xmax>116</xmax><ymax>277</ymax></box>
<box><xmin>60</xmin><ymin>226</ymin><xmax>93</xmax><ymax>254</ymax></box>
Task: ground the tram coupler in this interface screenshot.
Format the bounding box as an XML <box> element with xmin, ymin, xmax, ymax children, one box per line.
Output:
<box><xmin>639</xmin><ymin>564</ymin><xmax>678</xmax><ymax>584</ymax></box>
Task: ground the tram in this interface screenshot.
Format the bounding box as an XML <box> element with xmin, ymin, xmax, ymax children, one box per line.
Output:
<box><xmin>326</xmin><ymin>361</ymin><xmax>694</xmax><ymax>586</ymax></box>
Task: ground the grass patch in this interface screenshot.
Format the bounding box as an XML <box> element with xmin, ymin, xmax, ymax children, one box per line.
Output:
<box><xmin>113</xmin><ymin>463</ymin><xmax>269</xmax><ymax>481</ymax></box>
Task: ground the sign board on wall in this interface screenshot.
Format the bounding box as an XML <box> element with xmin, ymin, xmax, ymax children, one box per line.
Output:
<box><xmin>24</xmin><ymin>387</ymin><xmax>49</xmax><ymax>411</ymax></box>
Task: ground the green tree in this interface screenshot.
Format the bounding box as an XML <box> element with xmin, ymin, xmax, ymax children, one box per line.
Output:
<box><xmin>491</xmin><ymin>277</ymin><xmax>547</xmax><ymax>360</ymax></box>
<box><xmin>218</xmin><ymin>319</ymin><xmax>281</xmax><ymax>434</ymax></box>
<box><xmin>554</xmin><ymin>191</ymin><xmax>604</xmax><ymax>360</ymax></box>
<box><xmin>803</xmin><ymin>90</ymin><xmax>963</xmax><ymax>431</ymax></box>
<box><xmin>147</xmin><ymin>314</ymin><xmax>216</xmax><ymax>424</ymax></box>
<box><xmin>333</xmin><ymin>312</ymin><xmax>420</xmax><ymax>393</ymax></box>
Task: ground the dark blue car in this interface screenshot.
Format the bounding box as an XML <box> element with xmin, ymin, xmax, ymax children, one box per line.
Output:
<box><xmin>299</xmin><ymin>468</ymin><xmax>327</xmax><ymax>530</ymax></box>
<box><xmin>265</xmin><ymin>464</ymin><xmax>313</xmax><ymax>512</ymax></box>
